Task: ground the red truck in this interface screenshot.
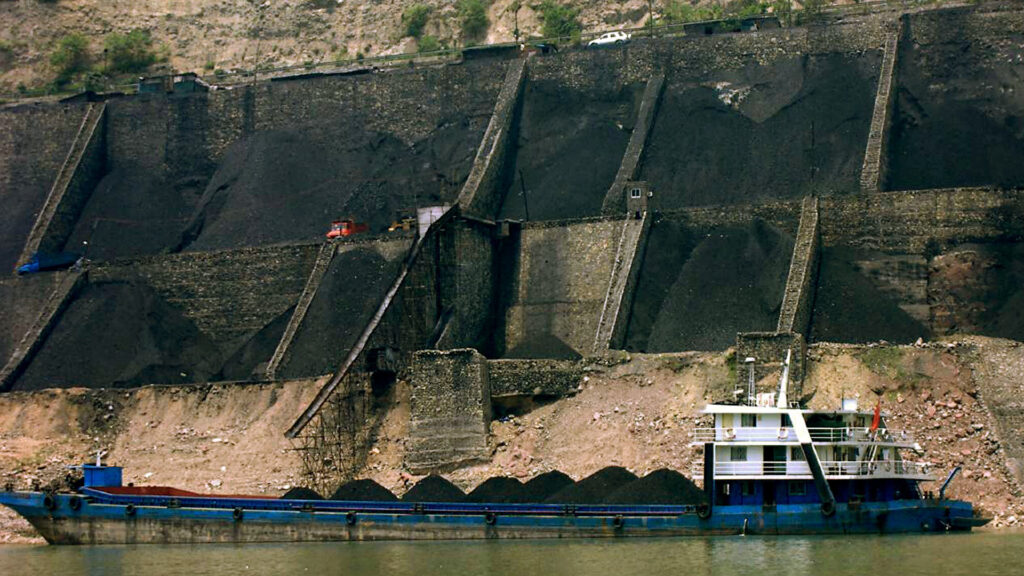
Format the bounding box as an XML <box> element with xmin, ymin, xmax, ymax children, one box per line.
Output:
<box><xmin>326</xmin><ymin>219</ymin><xmax>369</xmax><ymax>239</ymax></box>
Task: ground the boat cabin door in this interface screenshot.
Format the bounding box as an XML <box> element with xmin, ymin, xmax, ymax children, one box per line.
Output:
<box><xmin>765</xmin><ymin>446</ymin><xmax>787</xmax><ymax>476</ymax></box>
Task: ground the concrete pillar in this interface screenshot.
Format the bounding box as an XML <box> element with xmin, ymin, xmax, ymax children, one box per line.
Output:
<box><xmin>18</xmin><ymin>102</ymin><xmax>106</xmax><ymax>267</ymax></box>
<box><xmin>406</xmin><ymin>349</ymin><xmax>491</xmax><ymax>473</ymax></box>
<box><xmin>592</xmin><ymin>211</ymin><xmax>651</xmax><ymax>354</ymax></box>
<box><xmin>265</xmin><ymin>241</ymin><xmax>336</xmax><ymax>380</ymax></box>
<box><xmin>602</xmin><ymin>74</ymin><xmax>665</xmax><ymax>215</ymax></box>
<box><xmin>457</xmin><ymin>59</ymin><xmax>527</xmax><ymax>220</ymax></box>
<box><xmin>777</xmin><ymin>196</ymin><xmax>820</xmax><ymax>337</ymax></box>
<box><xmin>860</xmin><ymin>20</ymin><xmax>902</xmax><ymax>193</ymax></box>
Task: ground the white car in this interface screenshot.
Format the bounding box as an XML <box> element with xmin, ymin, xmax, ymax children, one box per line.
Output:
<box><xmin>587</xmin><ymin>31</ymin><xmax>631</xmax><ymax>48</ymax></box>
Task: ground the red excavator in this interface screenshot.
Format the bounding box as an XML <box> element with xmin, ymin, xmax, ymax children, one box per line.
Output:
<box><xmin>326</xmin><ymin>219</ymin><xmax>369</xmax><ymax>239</ymax></box>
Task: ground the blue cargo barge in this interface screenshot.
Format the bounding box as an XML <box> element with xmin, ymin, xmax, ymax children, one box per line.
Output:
<box><xmin>0</xmin><ymin>362</ymin><xmax>989</xmax><ymax>544</ymax></box>
<box><xmin>0</xmin><ymin>484</ymin><xmax>983</xmax><ymax>544</ymax></box>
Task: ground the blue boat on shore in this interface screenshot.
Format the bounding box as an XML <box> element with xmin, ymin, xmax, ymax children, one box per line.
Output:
<box><xmin>0</xmin><ymin>357</ymin><xmax>989</xmax><ymax>544</ymax></box>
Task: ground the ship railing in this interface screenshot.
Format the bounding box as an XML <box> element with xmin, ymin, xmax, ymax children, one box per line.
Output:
<box><xmin>695</xmin><ymin>460</ymin><xmax>932</xmax><ymax>478</ymax></box>
<box><xmin>692</xmin><ymin>427</ymin><xmax>914</xmax><ymax>444</ymax></box>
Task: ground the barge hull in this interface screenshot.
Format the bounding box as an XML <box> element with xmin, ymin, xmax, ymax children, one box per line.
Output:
<box><xmin>0</xmin><ymin>492</ymin><xmax>979</xmax><ymax>545</ymax></box>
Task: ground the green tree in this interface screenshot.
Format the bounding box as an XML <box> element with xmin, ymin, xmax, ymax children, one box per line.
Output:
<box><xmin>660</xmin><ymin>1</ymin><xmax>723</xmax><ymax>24</ymax></box>
<box><xmin>104</xmin><ymin>29</ymin><xmax>158</xmax><ymax>74</ymax></box>
<box><xmin>724</xmin><ymin>0</ymin><xmax>766</xmax><ymax>19</ymax></box>
<box><xmin>418</xmin><ymin>35</ymin><xmax>441</xmax><ymax>53</ymax></box>
<box><xmin>537</xmin><ymin>1</ymin><xmax>581</xmax><ymax>38</ymax></box>
<box><xmin>457</xmin><ymin>0</ymin><xmax>489</xmax><ymax>41</ymax></box>
<box><xmin>802</xmin><ymin>0</ymin><xmax>827</xmax><ymax>19</ymax></box>
<box><xmin>402</xmin><ymin>4</ymin><xmax>431</xmax><ymax>38</ymax></box>
<box><xmin>50</xmin><ymin>33</ymin><xmax>90</xmax><ymax>84</ymax></box>
<box><xmin>771</xmin><ymin>0</ymin><xmax>793</xmax><ymax>25</ymax></box>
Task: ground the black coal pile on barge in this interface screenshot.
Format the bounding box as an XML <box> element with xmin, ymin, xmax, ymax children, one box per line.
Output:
<box><xmin>544</xmin><ymin>467</ymin><xmax>638</xmax><ymax>504</ymax></box>
<box><xmin>329</xmin><ymin>479</ymin><xmax>398</xmax><ymax>501</ymax></box>
<box><xmin>280</xmin><ymin>487</ymin><xmax>323</xmax><ymax>500</ymax></box>
<box><xmin>463</xmin><ymin>477</ymin><xmax>526</xmax><ymax>503</ymax></box>
<box><xmin>401</xmin><ymin>475</ymin><xmax>466</xmax><ymax>503</ymax></box>
<box><xmin>521</xmin><ymin>471</ymin><xmax>575</xmax><ymax>503</ymax></box>
<box><xmin>603</xmin><ymin>469</ymin><xmax>706</xmax><ymax>505</ymax></box>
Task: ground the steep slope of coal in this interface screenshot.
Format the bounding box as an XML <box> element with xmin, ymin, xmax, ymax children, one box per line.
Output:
<box><xmin>810</xmin><ymin>246</ymin><xmax>928</xmax><ymax>344</ymax></box>
<box><xmin>0</xmin><ymin>275</ymin><xmax>62</xmax><ymax>366</ymax></box>
<box><xmin>184</xmin><ymin>120</ymin><xmax>482</xmax><ymax>252</ymax></box>
<box><xmin>627</xmin><ymin>219</ymin><xmax>793</xmax><ymax>352</ymax></box>
<box><xmin>64</xmin><ymin>166</ymin><xmax>204</xmax><ymax>261</ymax></box>
<box><xmin>499</xmin><ymin>81</ymin><xmax>641</xmax><ymax>221</ymax></box>
<box><xmin>277</xmin><ymin>246</ymin><xmax>406</xmax><ymax>379</ymax></box>
<box><xmin>886</xmin><ymin>27</ymin><xmax>1024</xmax><ymax>190</ymax></box>
<box><xmin>623</xmin><ymin>217</ymin><xmax>700</xmax><ymax>353</ymax></box>
<box><xmin>640</xmin><ymin>53</ymin><xmax>878</xmax><ymax>208</ymax></box>
<box><xmin>12</xmin><ymin>280</ymin><xmax>223</xmax><ymax>390</ymax></box>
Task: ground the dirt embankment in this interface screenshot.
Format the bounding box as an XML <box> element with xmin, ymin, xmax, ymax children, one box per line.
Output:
<box><xmin>0</xmin><ymin>379</ymin><xmax>321</xmax><ymax>543</ymax></box>
<box><xmin>0</xmin><ymin>0</ymin><xmax>676</xmax><ymax>92</ymax></box>
<box><xmin>5</xmin><ymin>340</ymin><xmax>1024</xmax><ymax>541</ymax></box>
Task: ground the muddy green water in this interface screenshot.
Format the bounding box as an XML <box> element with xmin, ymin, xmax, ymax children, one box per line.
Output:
<box><xmin>1</xmin><ymin>531</ymin><xmax>1021</xmax><ymax>576</ymax></box>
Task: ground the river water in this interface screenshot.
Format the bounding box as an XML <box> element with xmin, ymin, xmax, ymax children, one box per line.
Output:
<box><xmin>1</xmin><ymin>531</ymin><xmax>1021</xmax><ymax>576</ymax></box>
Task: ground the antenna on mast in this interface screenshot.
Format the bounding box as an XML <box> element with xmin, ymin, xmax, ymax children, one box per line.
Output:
<box><xmin>745</xmin><ymin>357</ymin><xmax>756</xmax><ymax>406</ymax></box>
<box><xmin>777</xmin><ymin>349</ymin><xmax>791</xmax><ymax>409</ymax></box>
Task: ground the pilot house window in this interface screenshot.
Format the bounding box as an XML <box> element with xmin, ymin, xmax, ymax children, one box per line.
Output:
<box><xmin>741</xmin><ymin>414</ymin><xmax>756</xmax><ymax>427</ymax></box>
<box><xmin>630</xmin><ymin>188</ymin><xmax>642</xmax><ymax>199</ymax></box>
<box><xmin>730</xmin><ymin>446</ymin><xmax>748</xmax><ymax>461</ymax></box>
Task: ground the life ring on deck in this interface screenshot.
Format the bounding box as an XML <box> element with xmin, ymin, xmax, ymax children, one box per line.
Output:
<box><xmin>778</xmin><ymin>428</ymin><xmax>789</xmax><ymax>440</ymax></box>
<box><xmin>43</xmin><ymin>494</ymin><xmax>57</xmax><ymax>512</ymax></box>
<box><xmin>612</xmin><ymin>515</ymin><xmax>624</xmax><ymax>529</ymax></box>
<box><xmin>884</xmin><ymin>462</ymin><xmax>892</xmax><ymax>472</ymax></box>
<box><xmin>233</xmin><ymin>507</ymin><xmax>244</xmax><ymax>522</ymax></box>
<box><xmin>125</xmin><ymin>504</ymin><xmax>136</xmax><ymax>517</ymax></box>
<box><xmin>696</xmin><ymin>503</ymin><xmax>712</xmax><ymax>520</ymax></box>
<box><xmin>69</xmin><ymin>496</ymin><xmax>82</xmax><ymax>511</ymax></box>
<box><xmin>485</xmin><ymin>511</ymin><xmax>497</xmax><ymax>525</ymax></box>
<box><xmin>346</xmin><ymin>511</ymin><xmax>357</xmax><ymax>526</ymax></box>
<box><xmin>725</xmin><ymin>428</ymin><xmax>736</xmax><ymax>440</ymax></box>
<box><xmin>820</xmin><ymin>501</ymin><xmax>836</xmax><ymax>517</ymax></box>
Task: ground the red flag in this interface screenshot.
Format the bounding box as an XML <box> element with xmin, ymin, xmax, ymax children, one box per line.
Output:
<box><xmin>870</xmin><ymin>400</ymin><xmax>881</xmax><ymax>431</ymax></box>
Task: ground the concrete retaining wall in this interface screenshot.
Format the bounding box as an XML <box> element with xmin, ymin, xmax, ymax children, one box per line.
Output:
<box><xmin>0</xmin><ymin>104</ymin><xmax>87</xmax><ymax>272</ymax></box>
<box><xmin>528</xmin><ymin>17</ymin><xmax>889</xmax><ymax>90</ymax></box>
<box><xmin>407</xmin><ymin>348</ymin><xmax>491</xmax><ymax>472</ymax></box>
<box><xmin>736</xmin><ymin>331</ymin><xmax>807</xmax><ymax>396</ymax></box>
<box><xmin>436</xmin><ymin>219</ymin><xmax>498</xmax><ymax>351</ymax></box>
<box><xmin>502</xmin><ymin>218</ymin><xmax>622</xmax><ymax>358</ymax></box>
<box><xmin>819</xmin><ymin>187</ymin><xmax>1024</xmax><ymax>253</ymax></box>
<box><xmin>90</xmin><ymin>243</ymin><xmax>318</xmax><ymax>346</ymax></box>
<box><xmin>488</xmin><ymin>358</ymin><xmax>583</xmax><ymax>398</ymax></box>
